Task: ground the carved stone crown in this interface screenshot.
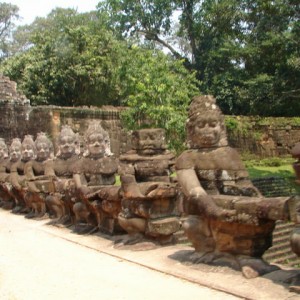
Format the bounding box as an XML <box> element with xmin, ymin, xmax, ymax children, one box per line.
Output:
<box><xmin>10</xmin><ymin>138</ymin><xmax>22</xmax><ymax>150</ymax></box>
<box><xmin>186</xmin><ymin>95</ymin><xmax>228</xmax><ymax>148</ymax></box>
<box><xmin>59</xmin><ymin>125</ymin><xmax>77</xmax><ymax>141</ymax></box>
<box><xmin>84</xmin><ymin>121</ymin><xmax>109</xmax><ymax>143</ymax></box>
<box><xmin>35</xmin><ymin>132</ymin><xmax>53</xmax><ymax>152</ymax></box>
<box><xmin>22</xmin><ymin>135</ymin><xmax>35</xmax><ymax>150</ymax></box>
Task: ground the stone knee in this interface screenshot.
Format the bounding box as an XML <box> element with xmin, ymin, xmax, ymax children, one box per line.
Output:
<box><xmin>46</xmin><ymin>194</ymin><xmax>64</xmax><ymax>218</ymax></box>
<box><xmin>73</xmin><ymin>202</ymin><xmax>89</xmax><ymax>224</ymax></box>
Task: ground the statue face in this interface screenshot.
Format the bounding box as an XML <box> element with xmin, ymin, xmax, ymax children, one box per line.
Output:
<box><xmin>0</xmin><ymin>143</ymin><xmax>7</xmax><ymax>159</ymax></box>
<box><xmin>10</xmin><ymin>144</ymin><xmax>21</xmax><ymax>162</ymax></box>
<box><xmin>191</xmin><ymin>116</ymin><xmax>221</xmax><ymax>148</ymax></box>
<box><xmin>87</xmin><ymin>133</ymin><xmax>107</xmax><ymax>157</ymax></box>
<box><xmin>59</xmin><ymin>135</ymin><xmax>76</xmax><ymax>157</ymax></box>
<box><xmin>133</xmin><ymin>129</ymin><xmax>166</xmax><ymax>155</ymax></box>
<box><xmin>22</xmin><ymin>143</ymin><xmax>35</xmax><ymax>161</ymax></box>
<box><xmin>36</xmin><ymin>141</ymin><xmax>50</xmax><ymax>161</ymax></box>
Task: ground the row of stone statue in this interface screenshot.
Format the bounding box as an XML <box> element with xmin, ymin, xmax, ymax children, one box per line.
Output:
<box><xmin>1</xmin><ymin>95</ymin><xmax>300</xmax><ymax>283</ymax></box>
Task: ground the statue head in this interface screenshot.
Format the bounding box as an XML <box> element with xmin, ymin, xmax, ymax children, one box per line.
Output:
<box><xmin>21</xmin><ymin>135</ymin><xmax>36</xmax><ymax>162</ymax></box>
<box><xmin>35</xmin><ymin>132</ymin><xmax>53</xmax><ymax>161</ymax></box>
<box><xmin>83</xmin><ymin>121</ymin><xmax>111</xmax><ymax>158</ymax></box>
<box><xmin>9</xmin><ymin>138</ymin><xmax>22</xmax><ymax>162</ymax></box>
<box><xmin>132</xmin><ymin>128</ymin><xmax>167</xmax><ymax>155</ymax></box>
<box><xmin>56</xmin><ymin>125</ymin><xmax>79</xmax><ymax>158</ymax></box>
<box><xmin>0</xmin><ymin>138</ymin><xmax>8</xmax><ymax>159</ymax></box>
<box><xmin>186</xmin><ymin>95</ymin><xmax>228</xmax><ymax>149</ymax></box>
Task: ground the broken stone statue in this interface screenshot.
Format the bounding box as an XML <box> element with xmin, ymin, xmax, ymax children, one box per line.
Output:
<box><xmin>117</xmin><ymin>128</ymin><xmax>180</xmax><ymax>246</ymax></box>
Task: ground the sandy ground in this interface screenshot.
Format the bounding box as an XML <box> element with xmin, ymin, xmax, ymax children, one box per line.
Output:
<box><xmin>1</xmin><ymin>209</ymin><xmax>300</xmax><ymax>300</ymax></box>
<box><xmin>0</xmin><ymin>209</ymin><xmax>240</xmax><ymax>300</ymax></box>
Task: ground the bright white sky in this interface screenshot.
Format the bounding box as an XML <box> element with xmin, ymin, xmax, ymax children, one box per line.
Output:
<box><xmin>2</xmin><ymin>0</ymin><xmax>100</xmax><ymax>25</ymax></box>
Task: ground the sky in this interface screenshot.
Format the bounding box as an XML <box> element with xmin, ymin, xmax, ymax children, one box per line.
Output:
<box><xmin>2</xmin><ymin>0</ymin><xmax>100</xmax><ymax>25</ymax></box>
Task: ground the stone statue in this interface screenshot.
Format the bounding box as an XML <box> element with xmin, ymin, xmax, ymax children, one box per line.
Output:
<box><xmin>1</xmin><ymin>138</ymin><xmax>22</xmax><ymax>209</ymax></box>
<box><xmin>45</xmin><ymin>125</ymin><xmax>80</xmax><ymax>225</ymax></box>
<box><xmin>117</xmin><ymin>128</ymin><xmax>180</xmax><ymax>245</ymax></box>
<box><xmin>10</xmin><ymin>135</ymin><xmax>36</xmax><ymax>214</ymax></box>
<box><xmin>0</xmin><ymin>138</ymin><xmax>11</xmax><ymax>207</ymax></box>
<box><xmin>72</xmin><ymin>121</ymin><xmax>120</xmax><ymax>234</ymax></box>
<box><xmin>24</xmin><ymin>132</ymin><xmax>54</xmax><ymax>218</ymax></box>
<box><xmin>289</xmin><ymin>223</ymin><xmax>300</xmax><ymax>293</ymax></box>
<box><xmin>175</xmin><ymin>95</ymin><xmax>299</xmax><ymax>278</ymax></box>
<box><xmin>291</xmin><ymin>142</ymin><xmax>300</xmax><ymax>184</ymax></box>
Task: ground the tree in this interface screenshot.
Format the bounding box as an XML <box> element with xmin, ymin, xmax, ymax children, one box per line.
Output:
<box><xmin>0</xmin><ymin>2</ymin><xmax>19</xmax><ymax>59</ymax></box>
<box><xmin>235</xmin><ymin>0</ymin><xmax>300</xmax><ymax>116</ymax></box>
<box><xmin>119</xmin><ymin>47</ymin><xmax>199</xmax><ymax>152</ymax></box>
<box><xmin>97</xmin><ymin>0</ymin><xmax>182</xmax><ymax>57</ymax></box>
<box><xmin>1</xmin><ymin>8</ymin><xmax>200</xmax><ymax>152</ymax></box>
<box><xmin>97</xmin><ymin>0</ymin><xmax>248</xmax><ymax>112</ymax></box>
<box><xmin>98</xmin><ymin>0</ymin><xmax>300</xmax><ymax>116</ymax></box>
<box><xmin>1</xmin><ymin>9</ymin><xmax>127</xmax><ymax>106</ymax></box>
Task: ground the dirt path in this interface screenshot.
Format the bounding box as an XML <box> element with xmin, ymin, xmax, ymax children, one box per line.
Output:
<box><xmin>0</xmin><ymin>210</ymin><xmax>240</xmax><ymax>300</ymax></box>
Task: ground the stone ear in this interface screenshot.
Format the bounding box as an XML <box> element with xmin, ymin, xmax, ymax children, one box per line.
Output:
<box><xmin>75</xmin><ymin>147</ymin><xmax>81</xmax><ymax>155</ymax></box>
<box><xmin>83</xmin><ymin>149</ymin><xmax>89</xmax><ymax>157</ymax></box>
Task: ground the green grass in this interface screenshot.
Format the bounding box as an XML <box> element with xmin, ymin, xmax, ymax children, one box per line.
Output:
<box><xmin>245</xmin><ymin>161</ymin><xmax>300</xmax><ymax>194</ymax></box>
<box><xmin>115</xmin><ymin>175</ymin><xmax>121</xmax><ymax>186</ymax></box>
<box><xmin>246</xmin><ymin>164</ymin><xmax>294</xmax><ymax>179</ymax></box>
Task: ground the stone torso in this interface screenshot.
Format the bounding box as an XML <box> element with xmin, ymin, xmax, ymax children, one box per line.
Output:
<box><xmin>176</xmin><ymin>147</ymin><xmax>255</xmax><ymax>195</ymax></box>
<box><xmin>74</xmin><ymin>156</ymin><xmax>118</xmax><ymax>186</ymax></box>
<box><xmin>120</xmin><ymin>151</ymin><xmax>175</xmax><ymax>182</ymax></box>
<box><xmin>11</xmin><ymin>160</ymin><xmax>27</xmax><ymax>176</ymax></box>
<box><xmin>51</xmin><ymin>155</ymin><xmax>80</xmax><ymax>178</ymax></box>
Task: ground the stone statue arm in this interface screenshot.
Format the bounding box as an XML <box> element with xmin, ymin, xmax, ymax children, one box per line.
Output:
<box><xmin>24</xmin><ymin>161</ymin><xmax>35</xmax><ymax>181</ymax></box>
<box><xmin>44</xmin><ymin>160</ymin><xmax>56</xmax><ymax>177</ymax></box>
<box><xmin>9</xmin><ymin>163</ymin><xmax>22</xmax><ymax>190</ymax></box>
<box><xmin>223</xmin><ymin>177</ymin><xmax>262</xmax><ymax>197</ymax></box>
<box><xmin>177</xmin><ymin>169</ymin><xmax>235</xmax><ymax>219</ymax></box>
<box><xmin>119</xmin><ymin>162</ymin><xmax>144</xmax><ymax>199</ymax></box>
<box><xmin>176</xmin><ymin>169</ymin><xmax>206</xmax><ymax>198</ymax></box>
<box><xmin>0</xmin><ymin>164</ymin><xmax>8</xmax><ymax>181</ymax></box>
<box><xmin>73</xmin><ymin>173</ymin><xmax>83</xmax><ymax>189</ymax></box>
<box><xmin>10</xmin><ymin>170</ymin><xmax>22</xmax><ymax>190</ymax></box>
<box><xmin>73</xmin><ymin>173</ymin><xmax>90</xmax><ymax>197</ymax></box>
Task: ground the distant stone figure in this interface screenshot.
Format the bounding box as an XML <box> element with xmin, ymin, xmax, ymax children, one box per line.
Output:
<box><xmin>10</xmin><ymin>135</ymin><xmax>36</xmax><ymax>214</ymax></box>
<box><xmin>1</xmin><ymin>138</ymin><xmax>22</xmax><ymax>210</ymax></box>
<box><xmin>24</xmin><ymin>132</ymin><xmax>54</xmax><ymax>218</ymax></box>
<box><xmin>175</xmin><ymin>95</ymin><xmax>299</xmax><ymax>278</ymax></box>
<box><xmin>0</xmin><ymin>138</ymin><xmax>11</xmax><ymax>207</ymax></box>
<box><xmin>45</xmin><ymin>125</ymin><xmax>80</xmax><ymax>225</ymax></box>
<box><xmin>72</xmin><ymin>121</ymin><xmax>120</xmax><ymax>234</ymax></box>
<box><xmin>291</xmin><ymin>142</ymin><xmax>300</xmax><ymax>184</ymax></box>
<box><xmin>118</xmin><ymin>128</ymin><xmax>180</xmax><ymax>245</ymax></box>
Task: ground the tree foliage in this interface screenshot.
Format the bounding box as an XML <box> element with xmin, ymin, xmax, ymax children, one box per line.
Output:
<box><xmin>98</xmin><ymin>0</ymin><xmax>300</xmax><ymax>116</ymax></box>
<box><xmin>1</xmin><ymin>8</ymin><xmax>200</xmax><ymax>151</ymax></box>
<box><xmin>1</xmin><ymin>9</ymin><xmax>129</xmax><ymax>106</ymax></box>
<box><xmin>119</xmin><ymin>47</ymin><xmax>199</xmax><ymax>152</ymax></box>
<box><xmin>0</xmin><ymin>2</ymin><xmax>19</xmax><ymax>59</ymax></box>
